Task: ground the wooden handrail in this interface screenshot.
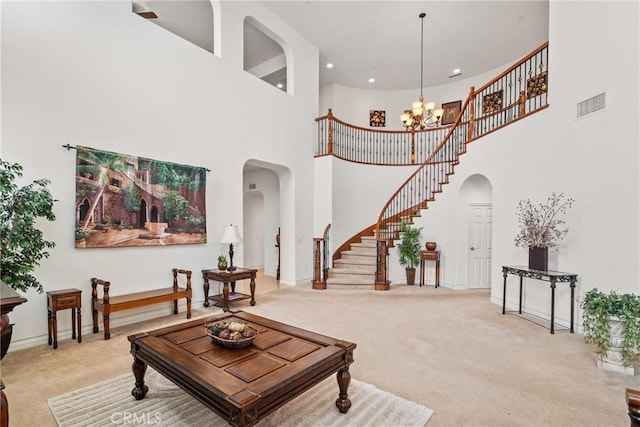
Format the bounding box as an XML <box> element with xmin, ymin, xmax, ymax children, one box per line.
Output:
<box><xmin>473</xmin><ymin>41</ymin><xmax>549</xmax><ymax>95</ymax></box>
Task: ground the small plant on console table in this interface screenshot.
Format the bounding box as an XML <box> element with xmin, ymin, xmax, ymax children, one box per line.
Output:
<box><xmin>514</xmin><ymin>192</ymin><xmax>574</xmax><ymax>271</ymax></box>
<box><xmin>217</xmin><ymin>255</ymin><xmax>228</xmax><ymax>271</ymax></box>
<box><xmin>581</xmin><ymin>288</ymin><xmax>640</xmax><ymax>372</ymax></box>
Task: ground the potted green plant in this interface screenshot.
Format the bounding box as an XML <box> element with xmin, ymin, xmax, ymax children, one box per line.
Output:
<box><xmin>514</xmin><ymin>192</ymin><xmax>574</xmax><ymax>271</ymax></box>
<box><xmin>217</xmin><ymin>255</ymin><xmax>228</xmax><ymax>271</ymax></box>
<box><xmin>397</xmin><ymin>221</ymin><xmax>422</xmax><ymax>286</ymax></box>
<box><xmin>581</xmin><ymin>288</ymin><xmax>640</xmax><ymax>373</ymax></box>
<box><xmin>1</xmin><ymin>160</ymin><xmax>56</xmax><ymax>293</ymax></box>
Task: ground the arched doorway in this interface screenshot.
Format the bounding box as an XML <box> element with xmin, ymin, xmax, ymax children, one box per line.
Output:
<box><xmin>150</xmin><ymin>206</ymin><xmax>159</xmax><ymax>223</ymax></box>
<box><xmin>243</xmin><ymin>161</ymin><xmax>284</xmax><ymax>278</ymax></box>
<box><xmin>458</xmin><ymin>174</ymin><xmax>493</xmax><ymax>289</ymax></box>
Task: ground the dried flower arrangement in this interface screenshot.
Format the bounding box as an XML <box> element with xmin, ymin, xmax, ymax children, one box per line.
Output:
<box><xmin>514</xmin><ymin>192</ymin><xmax>574</xmax><ymax>248</ymax></box>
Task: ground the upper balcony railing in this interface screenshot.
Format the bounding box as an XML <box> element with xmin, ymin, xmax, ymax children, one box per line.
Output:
<box><xmin>316</xmin><ymin>112</ymin><xmax>450</xmax><ymax>165</ymax></box>
<box><xmin>315</xmin><ymin>42</ymin><xmax>548</xmax><ymax>167</ymax></box>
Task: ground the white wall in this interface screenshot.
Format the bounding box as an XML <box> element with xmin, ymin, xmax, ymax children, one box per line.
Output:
<box><xmin>1</xmin><ymin>0</ymin><xmax>318</xmax><ymax>349</ymax></box>
<box><xmin>322</xmin><ymin>64</ymin><xmax>507</xmax><ymax>130</ymax></box>
<box><xmin>323</xmin><ymin>1</ymin><xmax>639</xmax><ymax>329</ymax></box>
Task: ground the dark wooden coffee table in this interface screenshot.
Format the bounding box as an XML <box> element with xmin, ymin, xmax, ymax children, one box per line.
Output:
<box><xmin>128</xmin><ymin>311</ymin><xmax>356</xmax><ymax>427</ymax></box>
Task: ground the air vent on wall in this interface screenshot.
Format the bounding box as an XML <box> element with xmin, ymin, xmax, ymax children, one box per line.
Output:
<box><xmin>576</xmin><ymin>92</ymin><xmax>606</xmax><ymax>119</ymax></box>
<box><xmin>248</xmin><ymin>183</ymin><xmax>256</xmax><ymax>190</ymax></box>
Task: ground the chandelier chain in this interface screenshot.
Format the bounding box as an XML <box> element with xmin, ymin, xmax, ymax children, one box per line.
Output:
<box><xmin>420</xmin><ymin>12</ymin><xmax>424</xmax><ymax>99</ymax></box>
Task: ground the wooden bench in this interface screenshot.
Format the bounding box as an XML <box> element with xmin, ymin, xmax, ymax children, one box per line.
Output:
<box><xmin>91</xmin><ymin>268</ymin><xmax>192</xmax><ymax>340</ymax></box>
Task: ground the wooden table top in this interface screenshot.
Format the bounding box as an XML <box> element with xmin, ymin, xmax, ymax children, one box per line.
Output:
<box><xmin>128</xmin><ymin>310</ymin><xmax>356</xmax><ymax>426</ymax></box>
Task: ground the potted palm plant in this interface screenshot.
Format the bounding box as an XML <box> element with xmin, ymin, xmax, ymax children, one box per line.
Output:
<box><xmin>397</xmin><ymin>222</ymin><xmax>422</xmax><ymax>286</ymax></box>
<box><xmin>581</xmin><ymin>288</ymin><xmax>640</xmax><ymax>374</ymax></box>
<box><xmin>0</xmin><ymin>159</ymin><xmax>56</xmax><ymax>293</ymax></box>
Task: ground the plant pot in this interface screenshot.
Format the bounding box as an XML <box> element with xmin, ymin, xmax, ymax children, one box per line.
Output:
<box><xmin>528</xmin><ymin>247</ymin><xmax>548</xmax><ymax>271</ymax></box>
<box><xmin>218</xmin><ymin>264</ymin><xmax>227</xmax><ymax>271</ymax></box>
<box><xmin>406</xmin><ymin>267</ymin><xmax>416</xmax><ymax>286</ymax></box>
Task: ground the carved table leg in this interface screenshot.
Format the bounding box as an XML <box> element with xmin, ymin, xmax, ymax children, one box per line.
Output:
<box><xmin>76</xmin><ymin>307</ymin><xmax>82</xmax><ymax>343</ymax></box>
<box><xmin>222</xmin><ymin>281</ymin><xmax>230</xmax><ymax>312</ymax></box>
<box><xmin>71</xmin><ymin>307</ymin><xmax>76</xmax><ymax>340</ymax></box>
<box><xmin>250</xmin><ymin>276</ymin><xmax>256</xmax><ymax>306</ymax></box>
<box><xmin>203</xmin><ymin>276</ymin><xmax>210</xmax><ymax>307</ymax></box>
<box><xmin>131</xmin><ymin>358</ymin><xmax>149</xmax><ymax>400</ymax></box>
<box><xmin>335</xmin><ymin>367</ymin><xmax>352</xmax><ymax>414</ymax></box>
<box><xmin>47</xmin><ymin>310</ymin><xmax>53</xmax><ymax>346</ymax></box>
<box><xmin>51</xmin><ymin>310</ymin><xmax>58</xmax><ymax>349</ymax></box>
<box><xmin>1</xmin><ymin>380</ymin><xmax>7</xmax><ymax>427</ymax></box>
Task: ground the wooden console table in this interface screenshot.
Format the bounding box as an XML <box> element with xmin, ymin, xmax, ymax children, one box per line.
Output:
<box><xmin>202</xmin><ymin>268</ymin><xmax>257</xmax><ymax>312</ymax></box>
<box><xmin>502</xmin><ymin>265</ymin><xmax>578</xmax><ymax>334</ymax></box>
<box><xmin>420</xmin><ymin>250</ymin><xmax>440</xmax><ymax>287</ymax></box>
<box><xmin>47</xmin><ymin>289</ymin><xmax>82</xmax><ymax>349</ymax></box>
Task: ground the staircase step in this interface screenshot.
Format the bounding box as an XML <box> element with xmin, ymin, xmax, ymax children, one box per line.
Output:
<box><xmin>331</xmin><ymin>263</ymin><xmax>376</xmax><ymax>272</ymax></box>
<box><xmin>326</xmin><ymin>276</ymin><xmax>374</xmax><ymax>289</ymax></box>
<box><xmin>341</xmin><ymin>251</ymin><xmax>376</xmax><ymax>260</ymax></box>
<box><xmin>330</xmin><ymin>267</ymin><xmax>375</xmax><ymax>277</ymax></box>
<box><xmin>340</xmin><ymin>254</ymin><xmax>376</xmax><ymax>266</ymax></box>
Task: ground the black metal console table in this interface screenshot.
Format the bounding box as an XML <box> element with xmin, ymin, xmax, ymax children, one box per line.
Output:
<box><xmin>502</xmin><ymin>265</ymin><xmax>578</xmax><ymax>334</ymax></box>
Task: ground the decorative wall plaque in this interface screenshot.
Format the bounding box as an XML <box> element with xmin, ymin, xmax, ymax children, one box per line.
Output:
<box><xmin>369</xmin><ymin>110</ymin><xmax>386</xmax><ymax>127</ymax></box>
<box><xmin>527</xmin><ymin>71</ymin><xmax>548</xmax><ymax>98</ymax></box>
<box><xmin>483</xmin><ymin>90</ymin><xmax>503</xmax><ymax>115</ymax></box>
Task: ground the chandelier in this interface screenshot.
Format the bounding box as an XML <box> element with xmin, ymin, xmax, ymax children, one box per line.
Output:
<box><xmin>400</xmin><ymin>13</ymin><xmax>443</xmax><ymax>130</ymax></box>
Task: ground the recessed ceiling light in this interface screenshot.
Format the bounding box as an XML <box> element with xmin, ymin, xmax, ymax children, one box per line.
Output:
<box><xmin>449</xmin><ymin>68</ymin><xmax>462</xmax><ymax>78</ymax></box>
<box><xmin>326</xmin><ymin>63</ymin><xmax>334</xmax><ymax>69</ymax></box>
<box><xmin>368</xmin><ymin>78</ymin><xmax>375</xmax><ymax>84</ymax></box>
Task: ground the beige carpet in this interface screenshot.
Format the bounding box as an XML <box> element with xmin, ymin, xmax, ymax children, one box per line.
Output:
<box><xmin>48</xmin><ymin>368</ymin><xmax>433</xmax><ymax>426</ymax></box>
<box><xmin>2</xmin><ymin>274</ymin><xmax>639</xmax><ymax>426</ymax></box>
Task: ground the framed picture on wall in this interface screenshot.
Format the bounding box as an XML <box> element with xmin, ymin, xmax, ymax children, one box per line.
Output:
<box><xmin>440</xmin><ymin>100</ymin><xmax>462</xmax><ymax>125</ymax></box>
<box><xmin>369</xmin><ymin>110</ymin><xmax>386</xmax><ymax>127</ymax></box>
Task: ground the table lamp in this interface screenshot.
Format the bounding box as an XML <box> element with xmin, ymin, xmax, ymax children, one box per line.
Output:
<box><xmin>220</xmin><ymin>224</ymin><xmax>242</xmax><ymax>271</ymax></box>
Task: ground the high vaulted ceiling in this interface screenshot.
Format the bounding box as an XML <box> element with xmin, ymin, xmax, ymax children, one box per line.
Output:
<box><xmin>133</xmin><ymin>1</ymin><xmax>549</xmax><ymax>91</ymax></box>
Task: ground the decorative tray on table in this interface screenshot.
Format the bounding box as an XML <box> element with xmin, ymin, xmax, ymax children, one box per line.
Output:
<box><xmin>205</xmin><ymin>319</ymin><xmax>258</xmax><ymax>349</ymax></box>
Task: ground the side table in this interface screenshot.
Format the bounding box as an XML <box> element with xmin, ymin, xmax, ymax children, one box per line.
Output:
<box><xmin>420</xmin><ymin>250</ymin><xmax>440</xmax><ymax>287</ymax></box>
<box><xmin>47</xmin><ymin>289</ymin><xmax>82</xmax><ymax>349</ymax></box>
<box><xmin>202</xmin><ymin>268</ymin><xmax>257</xmax><ymax>312</ymax></box>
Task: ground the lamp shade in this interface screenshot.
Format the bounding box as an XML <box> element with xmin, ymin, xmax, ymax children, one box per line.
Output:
<box><xmin>220</xmin><ymin>225</ymin><xmax>242</xmax><ymax>244</ymax></box>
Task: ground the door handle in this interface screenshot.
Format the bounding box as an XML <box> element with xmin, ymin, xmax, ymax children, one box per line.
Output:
<box><xmin>470</xmin><ymin>246</ymin><xmax>475</xmax><ymax>250</ymax></box>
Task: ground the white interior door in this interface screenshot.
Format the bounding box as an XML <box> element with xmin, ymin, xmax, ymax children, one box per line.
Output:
<box><xmin>468</xmin><ymin>203</ymin><xmax>492</xmax><ymax>288</ymax></box>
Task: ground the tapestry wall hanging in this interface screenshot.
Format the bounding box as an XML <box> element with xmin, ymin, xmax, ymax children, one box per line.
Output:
<box><xmin>75</xmin><ymin>146</ymin><xmax>207</xmax><ymax>248</ymax></box>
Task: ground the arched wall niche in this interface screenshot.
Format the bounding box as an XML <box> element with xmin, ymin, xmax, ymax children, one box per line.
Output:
<box><xmin>243</xmin><ymin>15</ymin><xmax>290</xmax><ymax>93</ymax></box>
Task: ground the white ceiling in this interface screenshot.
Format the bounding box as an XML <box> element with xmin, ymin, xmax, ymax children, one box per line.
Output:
<box><xmin>133</xmin><ymin>0</ymin><xmax>549</xmax><ymax>91</ymax></box>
